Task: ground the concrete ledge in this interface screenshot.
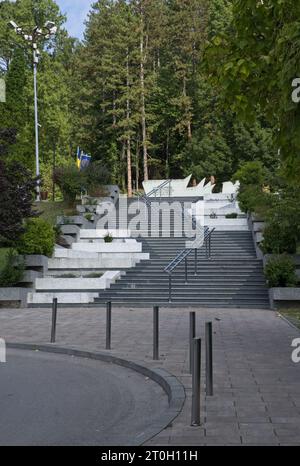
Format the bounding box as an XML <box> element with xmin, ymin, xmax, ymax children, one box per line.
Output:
<box><xmin>253</xmin><ymin>221</ymin><xmax>265</xmax><ymax>233</ymax></box>
<box><xmin>60</xmin><ymin>225</ymin><xmax>81</xmax><ymax>239</ymax></box>
<box><xmin>27</xmin><ymin>292</ymin><xmax>99</xmax><ymax>304</ymax></box>
<box><xmin>35</xmin><ymin>271</ymin><xmax>121</xmax><ymax>291</ymax></box>
<box><xmin>57</xmin><ymin>216</ymin><xmax>84</xmax><ymax>226</ymax></box>
<box><xmin>0</xmin><ymin>287</ymin><xmax>30</xmax><ymax>308</ymax></box>
<box><xmin>80</xmin><ymin>229</ymin><xmax>131</xmax><ymax>239</ymax></box>
<box><xmin>72</xmin><ymin>240</ymin><xmax>142</xmax><ymax>253</ymax></box>
<box><xmin>24</xmin><ymin>255</ymin><xmax>48</xmax><ymax>274</ymax></box>
<box><xmin>269</xmin><ymin>287</ymin><xmax>300</xmax><ymax>309</ymax></box>
<box><xmin>6</xmin><ymin>342</ymin><xmax>185</xmax><ymax>446</ymax></box>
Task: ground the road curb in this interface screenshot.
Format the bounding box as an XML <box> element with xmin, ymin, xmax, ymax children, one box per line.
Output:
<box><xmin>6</xmin><ymin>342</ymin><xmax>186</xmax><ymax>446</ymax></box>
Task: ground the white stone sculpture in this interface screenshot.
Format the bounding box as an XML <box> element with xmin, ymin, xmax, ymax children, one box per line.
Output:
<box><xmin>143</xmin><ymin>175</ymin><xmax>240</xmax><ymax>198</ymax></box>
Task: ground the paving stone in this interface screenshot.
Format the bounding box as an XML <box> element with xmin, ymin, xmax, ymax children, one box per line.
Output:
<box><xmin>1</xmin><ymin>306</ymin><xmax>300</xmax><ymax>446</ymax></box>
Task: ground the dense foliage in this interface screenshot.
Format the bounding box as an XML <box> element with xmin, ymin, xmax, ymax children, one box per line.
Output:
<box><xmin>0</xmin><ymin>129</ymin><xmax>37</xmax><ymax>244</ymax></box>
<box><xmin>17</xmin><ymin>217</ymin><xmax>55</xmax><ymax>257</ymax></box>
<box><xmin>0</xmin><ymin>249</ymin><xmax>24</xmax><ymax>287</ymax></box>
<box><xmin>264</xmin><ymin>255</ymin><xmax>298</xmax><ymax>288</ymax></box>
<box><xmin>0</xmin><ymin>0</ymin><xmax>280</xmax><ymax>197</ymax></box>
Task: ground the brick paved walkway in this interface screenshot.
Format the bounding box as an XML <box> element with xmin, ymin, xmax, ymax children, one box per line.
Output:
<box><xmin>1</xmin><ymin>306</ymin><xmax>300</xmax><ymax>445</ymax></box>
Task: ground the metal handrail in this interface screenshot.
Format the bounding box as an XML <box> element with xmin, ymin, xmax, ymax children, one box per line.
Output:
<box><xmin>164</xmin><ymin>227</ymin><xmax>215</xmax><ymax>302</ymax></box>
<box><xmin>145</xmin><ymin>179</ymin><xmax>172</xmax><ymax>198</ymax></box>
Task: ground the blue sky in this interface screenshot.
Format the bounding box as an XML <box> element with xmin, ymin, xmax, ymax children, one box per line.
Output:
<box><xmin>56</xmin><ymin>0</ymin><xmax>94</xmax><ymax>39</ymax></box>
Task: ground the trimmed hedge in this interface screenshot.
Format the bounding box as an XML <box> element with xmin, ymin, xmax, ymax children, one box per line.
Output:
<box><xmin>18</xmin><ymin>218</ymin><xmax>55</xmax><ymax>257</ymax></box>
<box><xmin>264</xmin><ymin>255</ymin><xmax>298</xmax><ymax>288</ymax></box>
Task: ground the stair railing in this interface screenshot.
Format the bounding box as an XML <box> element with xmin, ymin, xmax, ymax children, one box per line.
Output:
<box><xmin>164</xmin><ymin>227</ymin><xmax>215</xmax><ymax>303</ymax></box>
<box><xmin>144</xmin><ymin>179</ymin><xmax>172</xmax><ymax>199</ymax></box>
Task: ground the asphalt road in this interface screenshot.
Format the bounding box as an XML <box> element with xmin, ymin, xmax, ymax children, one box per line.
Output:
<box><xmin>0</xmin><ymin>349</ymin><xmax>168</xmax><ymax>446</ymax></box>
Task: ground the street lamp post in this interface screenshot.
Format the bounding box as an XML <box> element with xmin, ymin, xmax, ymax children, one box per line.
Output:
<box><xmin>8</xmin><ymin>20</ymin><xmax>57</xmax><ymax>201</ymax></box>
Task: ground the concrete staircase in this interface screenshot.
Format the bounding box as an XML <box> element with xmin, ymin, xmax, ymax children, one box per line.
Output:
<box><xmin>95</xmin><ymin>198</ymin><xmax>270</xmax><ymax>308</ymax></box>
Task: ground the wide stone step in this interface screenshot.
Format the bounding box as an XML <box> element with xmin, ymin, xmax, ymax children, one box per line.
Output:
<box><xmin>28</xmin><ymin>292</ymin><xmax>99</xmax><ymax>305</ymax></box>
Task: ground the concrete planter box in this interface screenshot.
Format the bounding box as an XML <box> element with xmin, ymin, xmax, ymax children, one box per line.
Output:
<box><xmin>72</xmin><ymin>240</ymin><xmax>142</xmax><ymax>253</ymax></box>
<box><xmin>205</xmin><ymin>217</ymin><xmax>248</xmax><ymax>231</ymax></box>
<box><xmin>269</xmin><ymin>287</ymin><xmax>300</xmax><ymax>309</ymax></box>
<box><xmin>60</xmin><ymin>225</ymin><xmax>81</xmax><ymax>239</ymax></box>
<box><xmin>23</xmin><ymin>255</ymin><xmax>48</xmax><ymax>274</ymax></box>
<box><xmin>254</xmin><ymin>231</ymin><xmax>264</xmax><ymax>243</ymax></box>
<box><xmin>80</xmin><ymin>229</ymin><xmax>131</xmax><ymax>239</ymax></box>
<box><xmin>253</xmin><ymin>221</ymin><xmax>265</xmax><ymax>232</ymax></box>
<box><xmin>28</xmin><ymin>292</ymin><xmax>99</xmax><ymax>305</ymax></box>
<box><xmin>0</xmin><ymin>287</ymin><xmax>30</xmax><ymax>308</ymax></box>
<box><xmin>35</xmin><ymin>271</ymin><xmax>121</xmax><ymax>292</ymax></box>
<box><xmin>48</xmin><ymin>253</ymin><xmax>149</xmax><ymax>270</ymax></box>
<box><xmin>57</xmin><ymin>216</ymin><xmax>84</xmax><ymax>226</ymax></box>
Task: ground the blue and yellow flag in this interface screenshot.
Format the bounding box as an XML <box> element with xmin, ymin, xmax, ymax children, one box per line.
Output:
<box><xmin>76</xmin><ymin>147</ymin><xmax>81</xmax><ymax>170</ymax></box>
<box><xmin>76</xmin><ymin>148</ymin><xmax>92</xmax><ymax>170</ymax></box>
<box><xmin>80</xmin><ymin>152</ymin><xmax>92</xmax><ymax>169</ymax></box>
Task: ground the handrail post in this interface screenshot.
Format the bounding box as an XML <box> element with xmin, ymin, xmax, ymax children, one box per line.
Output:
<box><xmin>194</xmin><ymin>249</ymin><xmax>197</xmax><ymax>275</ymax></box>
<box><xmin>50</xmin><ymin>297</ymin><xmax>58</xmax><ymax>343</ymax></box>
<box><xmin>185</xmin><ymin>256</ymin><xmax>188</xmax><ymax>283</ymax></box>
<box><xmin>106</xmin><ymin>301</ymin><xmax>112</xmax><ymax>350</ymax></box>
<box><xmin>168</xmin><ymin>274</ymin><xmax>172</xmax><ymax>302</ymax></box>
<box><xmin>189</xmin><ymin>311</ymin><xmax>196</xmax><ymax>373</ymax></box>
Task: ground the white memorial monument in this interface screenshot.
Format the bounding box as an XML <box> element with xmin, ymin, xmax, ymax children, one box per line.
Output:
<box><xmin>143</xmin><ymin>175</ymin><xmax>240</xmax><ymax>198</ymax></box>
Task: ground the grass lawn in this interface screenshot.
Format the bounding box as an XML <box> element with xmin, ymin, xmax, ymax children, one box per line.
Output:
<box><xmin>34</xmin><ymin>201</ymin><xmax>78</xmax><ymax>226</ymax></box>
<box><xmin>280</xmin><ymin>308</ymin><xmax>300</xmax><ymax>330</ymax></box>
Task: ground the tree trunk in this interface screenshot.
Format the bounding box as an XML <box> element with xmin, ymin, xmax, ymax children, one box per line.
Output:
<box><xmin>127</xmin><ymin>137</ymin><xmax>132</xmax><ymax>197</ymax></box>
<box><xmin>165</xmin><ymin>129</ymin><xmax>170</xmax><ymax>178</ymax></box>
<box><xmin>126</xmin><ymin>50</ymin><xmax>132</xmax><ymax>197</ymax></box>
<box><xmin>136</xmin><ymin>134</ymin><xmax>140</xmax><ymax>191</ymax></box>
<box><xmin>120</xmin><ymin>142</ymin><xmax>126</xmax><ymax>192</ymax></box>
<box><xmin>140</xmin><ymin>6</ymin><xmax>148</xmax><ymax>181</ymax></box>
<box><xmin>183</xmin><ymin>76</ymin><xmax>192</xmax><ymax>140</ymax></box>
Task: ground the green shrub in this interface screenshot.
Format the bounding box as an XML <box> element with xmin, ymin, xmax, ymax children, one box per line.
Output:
<box><xmin>0</xmin><ymin>249</ymin><xmax>24</xmax><ymax>287</ymax></box>
<box><xmin>233</xmin><ymin>161</ymin><xmax>267</xmax><ymax>186</ymax></box>
<box><xmin>261</xmin><ymin>188</ymin><xmax>300</xmax><ymax>254</ymax></box>
<box><xmin>264</xmin><ymin>255</ymin><xmax>297</xmax><ymax>288</ymax></box>
<box><xmin>18</xmin><ymin>218</ymin><xmax>55</xmax><ymax>257</ymax></box>
<box><xmin>261</xmin><ymin>222</ymin><xmax>298</xmax><ymax>254</ymax></box>
<box><xmin>84</xmin><ymin>213</ymin><xmax>94</xmax><ymax>222</ymax></box>
<box><xmin>104</xmin><ymin>233</ymin><xmax>113</xmax><ymax>243</ymax></box>
<box><xmin>54</xmin><ymin>166</ymin><xmax>84</xmax><ymax>202</ymax></box>
<box><xmin>84</xmin><ymin>272</ymin><xmax>103</xmax><ymax>278</ymax></box>
<box><xmin>237</xmin><ymin>185</ymin><xmax>270</xmax><ymax>214</ymax></box>
<box><xmin>225</xmin><ymin>213</ymin><xmax>238</xmax><ymax>219</ymax></box>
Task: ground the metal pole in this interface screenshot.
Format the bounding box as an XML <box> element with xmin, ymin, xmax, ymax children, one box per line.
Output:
<box><xmin>168</xmin><ymin>274</ymin><xmax>172</xmax><ymax>302</ymax></box>
<box><xmin>106</xmin><ymin>301</ymin><xmax>112</xmax><ymax>350</ymax></box>
<box><xmin>33</xmin><ymin>60</ymin><xmax>40</xmax><ymax>202</ymax></box>
<box><xmin>153</xmin><ymin>306</ymin><xmax>159</xmax><ymax>360</ymax></box>
<box><xmin>50</xmin><ymin>298</ymin><xmax>58</xmax><ymax>343</ymax></box>
<box><xmin>194</xmin><ymin>249</ymin><xmax>198</xmax><ymax>275</ymax></box>
<box><xmin>191</xmin><ymin>337</ymin><xmax>201</xmax><ymax>426</ymax></box>
<box><xmin>205</xmin><ymin>322</ymin><xmax>213</xmax><ymax>396</ymax></box>
<box><xmin>52</xmin><ymin>142</ymin><xmax>56</xmax><ymax>202</ymax></box>
<box><xmin>185</xmin><ymin>256</ymin><xmax>188</xmax><ymax>283</ymax></box>
<box><xmin>189</xmin><ymin>312</ymin><xmax>196</xmax><ymax>373</ymax></box>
